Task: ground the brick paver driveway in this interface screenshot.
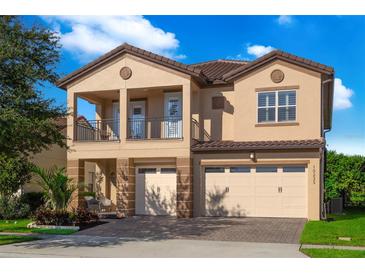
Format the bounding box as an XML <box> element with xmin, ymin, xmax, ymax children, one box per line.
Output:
<box><xmin>77</xmin><ymin>216</ymin><xmax>306</xmax><ymax>244</ymax></box>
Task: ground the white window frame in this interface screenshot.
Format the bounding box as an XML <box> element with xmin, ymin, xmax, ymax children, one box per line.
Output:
<box><xmin>257</xmin><ymin>90</ymin><xmax>297</xmax><ymax>124</ymax></box>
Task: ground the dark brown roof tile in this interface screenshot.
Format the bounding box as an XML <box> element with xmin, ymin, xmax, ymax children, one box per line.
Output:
<box><xmin>191</xmin><ymin>139</ymin><xmax>324</xmax><ymax>152</ymax></box>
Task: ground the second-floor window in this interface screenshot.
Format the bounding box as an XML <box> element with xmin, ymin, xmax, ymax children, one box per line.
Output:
<box><xmin>257</xmin><ymin>90</ymin><xmax>296</xmax><ymax>123</ymax></box>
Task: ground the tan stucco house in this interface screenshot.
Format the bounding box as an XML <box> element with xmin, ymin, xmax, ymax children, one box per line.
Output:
<box><xmin>57</xmin><ymin>43</ymin><xmax>334</xmax><ymax>220</ymax></box>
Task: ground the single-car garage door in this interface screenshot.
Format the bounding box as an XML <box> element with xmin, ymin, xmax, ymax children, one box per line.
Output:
<box><xmin>205</xmin><ymin>165</ymin><xmax>307</xmax><ymax>218</ymax></box>
<box><xmin>136</xmin><ymin>167</ymin><xmax>177</xmax><ymax>216</ymax></box>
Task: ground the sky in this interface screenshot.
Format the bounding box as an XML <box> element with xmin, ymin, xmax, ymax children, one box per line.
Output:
<box><xmin>22</xmin><ymin>16</ymin><xmax>365</xmax><ymax>155</ymax></box>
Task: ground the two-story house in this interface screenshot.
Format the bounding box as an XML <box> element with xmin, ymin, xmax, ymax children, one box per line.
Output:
<box><xmin>57</xmin><ymin>43</ymin><xmax>334</xmax><ymax>220</ymax></box>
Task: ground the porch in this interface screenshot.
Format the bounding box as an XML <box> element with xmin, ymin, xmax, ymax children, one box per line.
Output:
<box><xmin>73</xmin><ymin>86</ymin><xmax>185</xmax><ymax>142</ymax></box>
<box><xmin>69</xmin><ymin>157</ymin><xmax>193</xmax><ymax>218</ymax></box>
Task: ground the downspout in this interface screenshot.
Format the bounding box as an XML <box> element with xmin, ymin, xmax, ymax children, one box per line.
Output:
<box><xmin>320</xmin><ymin>78</ymin><xmax>333</xmax><ymax>220</ymax></box>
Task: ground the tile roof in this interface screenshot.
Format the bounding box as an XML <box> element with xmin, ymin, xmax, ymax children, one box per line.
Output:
<box><xmin>56</xmin><ymin>43</ymin><xmax>208</xmax><ymax>89</ymax></box>
<box><xmin>222</xmin><ymin>50</ymin><xmax>334</xmax><ymax>81</ymax></box>
<box><xmin>190</xmin><ymin>59</ymin><xmax>248</xmax><ymax>84</ymax></box>
<box><xmin>57</xmin><ymin>43</ymin><xmax>334</xmax><ymax>89</ymax></box>
<box><xmin>191</xmin><ymin>139</ymin><xmax>325</xmax><ymax>152</ymax></box>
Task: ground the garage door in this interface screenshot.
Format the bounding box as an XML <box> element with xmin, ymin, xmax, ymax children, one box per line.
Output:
<box><xmin>205</xmin><ymin>165</ymin><xmax>307</xmax><ymax>218</ymax></box>
<box><xmin>136</xmin><ymin>167</ymin><xmax>177</xmax><ymax>216</ymax></box>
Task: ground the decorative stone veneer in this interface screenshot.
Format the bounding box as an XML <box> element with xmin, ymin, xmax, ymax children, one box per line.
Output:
<box><xmin>116</xmin><ymin>158</ymin><xmax>135</xmax><ymax>218</ymax></box>
<box><xmin>67</xmin><ymin>159</ymin><xmax>85</xmax><ymax>210</ymax></box>
<box><xmin>176</xmin><ymin>157</ymin><xmax>193</xmax><ymax>218</ymax></box>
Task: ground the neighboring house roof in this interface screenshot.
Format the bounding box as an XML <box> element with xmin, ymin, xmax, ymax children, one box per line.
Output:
<box><xmin>56</xmin><ymin>43</ymin><xmax>334</xmax><ymax>89</ymax></box>
<box><xmin>77</xmin><ymin>115</ymin><xmax>93</xmax><ymax>129</ymax></box>
<box><xmin>191</xmin><ymin>139</ymin><xmax>325</xmax><ymax>152</ymax></box>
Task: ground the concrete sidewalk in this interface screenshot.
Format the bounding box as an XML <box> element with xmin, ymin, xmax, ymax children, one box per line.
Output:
<box><xmin>0</xmin><ymin>235</ymin><xmax>307</xmax><ymax>258</ymax></box>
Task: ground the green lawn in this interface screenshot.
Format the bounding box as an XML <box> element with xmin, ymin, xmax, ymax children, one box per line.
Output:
<box><xmin>300</xmin><ymin>208</ymin><xmax>365</xmax><ymax>246</ymax></box>
<box><xmin>301</xmin><ymin>248</ymin><xmax>365</xmax><ymax>258</ymax></box>
<box><xmin>0</xmin><ymin>235</ymin><xmax>39</xmax><ymax>245</ymax></box>
<box><xmin>0</xmin><ymin>219</ymin><xmax>76</xmax><ymax>235</ymax></box>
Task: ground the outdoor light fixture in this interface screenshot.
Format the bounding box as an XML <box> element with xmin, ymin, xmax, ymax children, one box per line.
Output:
<box><xmin>249</xmin><ymin>152</ymin><xmax>256</xmax><ymax>160</ymax></box>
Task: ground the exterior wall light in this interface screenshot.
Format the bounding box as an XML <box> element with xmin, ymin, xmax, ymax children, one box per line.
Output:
<box><xmin>249</xmin><ymin>152</ymin><xmax>256</xmax><ymax>160</ymax></box>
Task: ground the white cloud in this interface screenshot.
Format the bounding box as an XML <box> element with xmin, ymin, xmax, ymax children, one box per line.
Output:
<box><xmin>247</xmin><ymin>44</ymin><xmax>276</xmax><ymax>58</ymax></box>
<box><xmin>44</xmin><ymin>16</ymin><xmax>185</xmax><ymax>62</ymax></box>
<box><xmin>277</xmin><ymin>15</ymin><xmax>293</xmax><ymax>25</ymax></box>
<box><xmin>333</xmin><ymin>78</ymin><xmax>353</xmax><ymax>110</ymax></box>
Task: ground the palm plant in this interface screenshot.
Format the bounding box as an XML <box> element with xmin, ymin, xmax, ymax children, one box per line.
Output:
<box><xmin>32</xmin><ymin>166</ymin><xmax>77</xmax><ymax>210</ymax></box>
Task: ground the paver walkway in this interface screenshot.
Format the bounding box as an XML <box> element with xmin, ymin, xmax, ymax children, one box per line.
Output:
<box><xmin>77</xmin><ymin>216</ymin><xmax>306</xmax><ymax>244</ymax></box>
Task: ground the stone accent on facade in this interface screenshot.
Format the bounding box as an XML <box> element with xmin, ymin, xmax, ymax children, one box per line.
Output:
<box><xmin>116</xmin><ymin>158</ymin><xmax>135</xmax><ymax>218</ymax></box>
<box><xmin>67</xmin><ymin>159</ymin><xmax>85</xmax><ymax>210</ymax></box>
<box><xmin>176</xmin><ymin>157</ymin><xmax>193</xmax><ymax>218</ymax></box>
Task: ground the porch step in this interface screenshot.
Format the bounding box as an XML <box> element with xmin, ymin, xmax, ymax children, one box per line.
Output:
<box><xmin>97</xmin><ymin>212</ymin><xmax>117</xmax><ymax>219</ymax></box>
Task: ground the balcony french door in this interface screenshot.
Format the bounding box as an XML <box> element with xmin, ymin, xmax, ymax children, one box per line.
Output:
<box><xmin>164</xmin><ymin>92</ymin><xmax>182</xmax><ymax>139</ymax></box>
<box><xmin>128</xmin><ymin>100</ymin><xmax>146</xmax><ymax>139</ymax></box>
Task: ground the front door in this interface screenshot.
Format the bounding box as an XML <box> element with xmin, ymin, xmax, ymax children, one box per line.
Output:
<box><xmin>128</xmin><ymin>100</ymin><xmax>146</xmax><ymax>139</ymax></box>
<box><xmin>164</xmin><ymin>92</ymin><xmax>182</xmax><ymax>138</ymax></box>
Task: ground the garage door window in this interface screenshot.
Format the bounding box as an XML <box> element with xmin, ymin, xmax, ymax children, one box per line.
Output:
<box><xmin>230</xmin><ymin>166</ymin><xmax>251</xmax><ymax>173</ymax></box>
<box><xmin>138</xmin><ymin>168</ymin><xmax>157</xmax><ymax>174</ymax></box>
<box><xmin>205</xmin><ymin>167</ymin><xmax>225</xmax><ymax>173</ymax></box>
<box><xmin>283</xmin><ymin>166</ymin><xmax>306</xmax><ymax>172</ymax></box>
<box><xmin>161</xmin><ymin>168</ymin><xmax>176</xmax><ymax>174</ymax></box>
<box><xmin>256</xmin><ymin>166</ymin><xmax>277</xmax><ymax>173</ymax></box>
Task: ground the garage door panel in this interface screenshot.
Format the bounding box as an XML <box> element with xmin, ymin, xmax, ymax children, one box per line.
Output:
<box><xmin>205</xmin><ymin>165</ymin><xmax>308</xmax><ymax>218</ymax></box>
<box><xmin>136</xmin><ymin>168</ymin><xmax>176</xmax><ymax>216</ymax></box>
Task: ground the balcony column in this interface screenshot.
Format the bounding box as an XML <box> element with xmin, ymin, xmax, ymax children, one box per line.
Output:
<box><xmin>182</xmin><ymin>83</ymin><xmax>191</xmax><ymax>144</ymax></box>
<box><xmin>67</xmin><ymin>91</ymin><xmax>77</xmax><ymax>143</ymax></box>
<box><xmin>120</xmin><ymin>88</ymin><xmax>127</xmax><ymax>143</ymax></box>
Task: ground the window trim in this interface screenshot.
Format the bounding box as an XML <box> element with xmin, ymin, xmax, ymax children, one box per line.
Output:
<box><xmin>257</xmin><ymin>90</ymin><xmax>297</xmax><ymax>124</ymax></box>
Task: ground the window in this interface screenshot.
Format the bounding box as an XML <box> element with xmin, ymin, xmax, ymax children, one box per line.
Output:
<box><xmin>257</xmin><ymin>90</ymin><xmax>296</xmax><ymax>123</ymax></box>
<box><xmin>138</xmin><ymin>168</ymin><xmax>157</xmax><ymax>174</ymax></box>
<box><xmin>161</xmin><ymin>168</ymin><xmax>176</xmax><ymax>174</ymax></box>
<box><xmin>283</xmin><ymin>166</ymin><xmax>306</xmax><ymax>173</ymax></box>
<box><xmin>256</xmin><ymin>166</ymin><xmax>277</xmax><ymax>173</ymax></box>
<box><xmin>205</xmin><ymin>167</ymin><xmax>225</xmax><ymax>173</ymax></box>
<box><xmin>278</xmin><ymin>91</ymin><xmax>296</xmax><ymax>122</ymax></box>
<box><xmin>230</xmin><ymin>166</ymin><xmax>251</xmax><ymax>173</ymax></box>
<box><xmin>258</xmin><ymin>92</ymin><xmax>276</xmax><ymax>122</ymax></box>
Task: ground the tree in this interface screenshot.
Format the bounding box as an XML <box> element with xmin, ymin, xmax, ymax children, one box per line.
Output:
<box><xmin>0</xmin><ymin>16</ymin><xmax>67</xmax><ymax>158</ymax></box>
<box><xmin>0</xmin><ymin>154</ymin><xmax>30</xmax><ymax>198</ymax></box>
<box><xmin>325</xmin><ymin>150</ymin><xmax>365</xmax><ymax>206</ymax></box>
<box><xmin>32</xmin><ymin>166</ymin><xmax>77</xmax><ymax>210</ymax></box>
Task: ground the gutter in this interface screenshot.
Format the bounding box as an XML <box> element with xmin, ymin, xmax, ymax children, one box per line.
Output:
<box><xmin>320</xmin><ymin>77</ymin><xmax>334</xmax><ymax>220</ymax></box>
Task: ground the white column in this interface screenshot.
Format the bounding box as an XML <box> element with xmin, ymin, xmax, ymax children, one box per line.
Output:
<box><xmin>120</xmin><ymin>88</ymin><xmax>127</xmax><ymax>144</ymax></box>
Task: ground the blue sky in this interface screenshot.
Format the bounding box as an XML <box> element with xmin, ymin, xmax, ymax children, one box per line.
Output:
<box><xmin>22</xmin><ymin>16</ymin><xmax>365</xmax><ymax>155</ymax></box>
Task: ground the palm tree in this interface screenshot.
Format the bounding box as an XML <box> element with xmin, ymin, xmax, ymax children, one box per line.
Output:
<box><xmin>32</xmin><ymin>166</ymin><xmax>77</xmax><ymax>210</ymax></box>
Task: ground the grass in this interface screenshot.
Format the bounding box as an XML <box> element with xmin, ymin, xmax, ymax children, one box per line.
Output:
<box><xmin>0</xmin><ymin>235</ymin><xmax>39</xmax><ymax>246</ymax></box>
<box><xmin>300</xmin><ymin>208</ymin><xmax>365</xmax><ymax>246</ymax></box>
<box><xmin>0</xmin><ymin>219</ymin><xmax>76</xmax><ymax>235</ymax></box>
<box><xmin>301</xmin><ymin>248</ymin><xmax>365</xmax><ymax>258</ymax></box>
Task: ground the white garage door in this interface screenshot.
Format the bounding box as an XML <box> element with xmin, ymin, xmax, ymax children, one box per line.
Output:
<box><xmin>205</xmin><ymin>165</ymin><xmax>307</xmax><ymax>218</ymax></box>
<box><xmin>136</xmin><ymin>167</ymin><xmax>177</xmax><ymax>216</ymax></box>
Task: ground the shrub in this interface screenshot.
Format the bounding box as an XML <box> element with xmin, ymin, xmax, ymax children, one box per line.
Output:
<box><xmin>0</xmin><ymin>196</ymin><xmax>30</xmax><ymax>220</ymax></box>
<box><xmin>71</xmin><ymin>208</ymin><xmax>99</xmax><ymax>225</ymax></box>
<box><xmin>33</xmin><ymin>208</ymin><xmax>99</xmax><ymax>226</ymax></box>
<box><xmin>20</xmin><ymin>192</ymin><xmax>45</xmax><ymax>213</ymax></box>
<box><xmin>325</xmin><ymin>150</ymin><xmax>365</xmax><ymax>206</ymax></box>
<box><xmin>32</xmin><ymin>166</ymin><xmax>77</xmax><ymax>210</ymax></box>
<box><xmin>33</xmin><ymin>208</ymin><xmax>72</xmax><ymax>226</ymax></box>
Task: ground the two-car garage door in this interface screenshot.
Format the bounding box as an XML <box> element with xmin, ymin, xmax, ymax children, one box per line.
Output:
<box><xmin>205</xmin><ymin>165</ymin><xmax>307</xmax><ymax>218</ymax></box>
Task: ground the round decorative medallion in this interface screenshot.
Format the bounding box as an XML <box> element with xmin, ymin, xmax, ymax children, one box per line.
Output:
<box><xmin>271</xmin><ymin>69</ymin><xmax>285</xmax><ymax>83</ymax></box>
<box><xmin>120</xmin><ymin>66</ymin><xmax>132</xmax><ymax>80</ymax></box>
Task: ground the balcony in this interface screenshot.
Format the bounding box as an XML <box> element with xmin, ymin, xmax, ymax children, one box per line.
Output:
<box><xmin>75</xmin><ymin>118</ymin><xmax>119</xmax><ymax>142</ymax></box>
<box><xmin>127</xmin><ymin>116</ymin><xmax>182</xmax><ymax>140</ymax></box>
